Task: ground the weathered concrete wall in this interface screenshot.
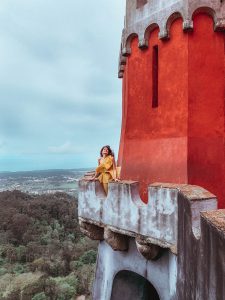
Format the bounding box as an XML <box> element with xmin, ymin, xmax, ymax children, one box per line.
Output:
<box><xmin>79</xmin><ymin>180</ymin><xmax>217</xmax><ymax>251</ymax></box>
<box><xmin>92</xmin><ymin>239</ymin><xmax>177</xmax><ymax>300</ymax></box>
<box><xmin>199</xmin><ymin>210</ymin><xmax>225</xmax><ymax>299</ymax></box>
<box><xmin>177</xmin><ymin>203</ymin><xmax>225</xmax><ymax>299</ymax></box>
<box><xmin>111</xmin><ymin>270</ymin><xmax>160</xmax><ymax>300</ymax></box>
<box><xmin>78</xmin><ymin>180</ymin><xmax>225</xmax><ymax>299</ymax></box>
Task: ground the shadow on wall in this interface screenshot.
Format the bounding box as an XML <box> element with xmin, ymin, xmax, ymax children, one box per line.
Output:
<box><xmin>110</xmin><ymin>270</ymin><xmax>160</xmax><ymax>300</ymax></box>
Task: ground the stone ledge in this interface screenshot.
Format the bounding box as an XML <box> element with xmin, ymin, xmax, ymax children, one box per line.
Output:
<box><xmin>79</xmin><ymin>217</ymin><xmax>166</xmax><ymax>260</ymax></box>
<box><xmin>78</xmin><ymin>180</ymin><xmax>217</xmax><ymax>256</ymax></box>
<box><xmin>104</xmin><ymin>227</ymin><xmax>129</xmax><ymax>251</ymax></box>
<box><xmin>79</xmin><ymin>219</ymin><xmax>104</xmax><ymax>241</ymax></box>
<box><xmin>79</xmin><ymin>217</ymin><xmax>176</xmax><ymax>253</ymax></box>
<box><xmin>151</xmin><ymin>182</ymin><xmax>216</xmax><ymax>200</ymax></box>
<box><xmin>201</xmin><ymin>209</ymin><xmax>225</xmax><ymax>232</ymax></box>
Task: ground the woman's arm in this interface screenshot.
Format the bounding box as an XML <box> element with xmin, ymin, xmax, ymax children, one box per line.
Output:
<box><xmin>96</xmin><ymin>156</ymin><xmax>113</xmax><ymax>173</ymax></box>
<box><xmin>89</xmin><ymin>158</ymin><xmax>102</xmax><ymax>179</ymax></box>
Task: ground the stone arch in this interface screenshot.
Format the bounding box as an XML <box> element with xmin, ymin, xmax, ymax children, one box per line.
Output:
<box><xmin>123</xmin><ymin>33</ymin><xmax>139</xmax><ymax>56</ymax></box>
<box><xmin>110</xmin><ymin>270</ymin><xmax>160</xmax><ymax>300</ymax></box>
<box><xmin>139</xmin><ymin>23</ymin><xmax>159</xmax><ymax>49</ymax></box>
<box><xmin>167</xmin><ymin>11</ymin><xmax>184</xmax><ymax>31</ymax></box>
<box><xmin>160</xmin><ymin>11</ymin><xmax>184</xmax><ymax>39</ymax></box>
<box><xmin>191</xmin><ymin>6</ymin><xmax>217</xmax><ymax>29</ymax></box>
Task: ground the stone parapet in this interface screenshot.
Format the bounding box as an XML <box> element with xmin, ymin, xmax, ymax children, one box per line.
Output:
<box><xmin>176</xmin><ymin>203</ymin><xmax>225</xmax><ymax>299</ymax></box>
<box><xmin>78</xmin><ymin>180</ymin><xmax>225</xmax><ymax>299</ymax></box>
<box><xmin>78</xmin><ymin>179</ymin><xmax>217</xmax><ymax>256</ymax></box>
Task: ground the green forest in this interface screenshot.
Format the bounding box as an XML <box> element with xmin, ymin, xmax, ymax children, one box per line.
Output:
<box><xmin>0</xmin><ymin>190</ymin><xmax>98</xmax><ymax>300</ymax></box>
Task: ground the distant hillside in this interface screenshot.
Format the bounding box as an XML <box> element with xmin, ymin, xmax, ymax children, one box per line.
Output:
<box><xmin>0</xmin><ymin>169</ymin><xmax>90</xmax><ymax>195</ymax></box>
<box><xmin>0</xmin><ymin>169</ymin><xmax>91</xmax><ymax>177</ymax></box>
<box><xmin>0</xmin><ymin>190</ymin><xmax>97</xmax><ymax>300</ymax></box>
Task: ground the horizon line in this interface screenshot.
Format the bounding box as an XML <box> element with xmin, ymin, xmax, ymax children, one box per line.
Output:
<box><xmin>0</xmin><ymin>167</ymin><xmax>94</xmax><ymax>174</ymax></box>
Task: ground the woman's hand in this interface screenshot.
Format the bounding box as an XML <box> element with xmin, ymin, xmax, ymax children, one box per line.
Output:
<box><xmin>83</xmin><ymin>172</ymin><xmax>98</xmax><ymax>181</ymax></box>
<box><xmin>88</xmin><ymin>172</ymin><xmax>99</xmax><ymax>181</ymax></box>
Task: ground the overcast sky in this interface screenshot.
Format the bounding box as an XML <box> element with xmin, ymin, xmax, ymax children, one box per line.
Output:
<box><xmin>0</xmin><ymin>0</ymin><xmax>126</xmax><ymax>172</ymax></box>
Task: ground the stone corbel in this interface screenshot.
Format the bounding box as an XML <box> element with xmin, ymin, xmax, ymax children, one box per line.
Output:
<box><xmin>104</xmin><ymin>227</ymin><xmax>129</xmax><ymax>251</ymax></box>
<box><xmin>120</xmin><ymin>56</ymin><xmax>127</xmax><ymax>65</ymax></box>
<box><xmin>118</xmin><ymin>72</ymin><xmax>124</xmax><ymax>79</ymax></box>
<box><xmin>135</xmin><ymin>236</ymin><xmax>162</xmax><ymax>260</ymax></box>
<box><xmin>158</xmin><ymin>28</ymin><xmax>169</xmax><ymax>40</ymax></box>
<box><xmin>79</xmin><ymin>219</ymin><xmax>104</xmax><ymax>241</ymax></box>
<box><xmin>214</xmin><ymin>18</ymin><xmax>225</xmax><ymax>31</ymax></box>
<box><xmin>138</xmin><ymin>38</ymin><xmax>148</xmax><ymax>49</ymax></box>
<box><xmin>183</xmin><ymin>19</ymin><xmax>194</xmax><ymax>32</ymax></box>
<box><xmin>122</xmin><ymin>46</ymin><xmax>131</xmax><ymax>57</ymax></box>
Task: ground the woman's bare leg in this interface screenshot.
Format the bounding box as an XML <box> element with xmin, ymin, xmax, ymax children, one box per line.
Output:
<box><xmin>103</xmin><ymin>183</ymin><xmax>108</xmax><ymax>195</ymax></box>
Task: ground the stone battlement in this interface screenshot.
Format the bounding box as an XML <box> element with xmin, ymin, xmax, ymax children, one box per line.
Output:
<box><xmin>118</xmin><ymin>0</ymin><xmax>225</xmax><ymax>77</ymax></box>
<box><xmin>78</xmin><ymin>179</ymin><xmax>217</xmax><ymax>256</ymax></box>
<box><xmin>78</xmin><ymin>179</ymin><xmax>225</xmax><ymax>299</ymax></box>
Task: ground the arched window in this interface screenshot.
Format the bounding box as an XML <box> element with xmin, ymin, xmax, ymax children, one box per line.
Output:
<box><xmin>136</xmin><ymin>0</ymin><xmax>147</xmax><ymax>9</ymax></box>
<box><xmin>111</xmin><ymin>270</ymin><xmax>160</xmax><ymax>300</ymax></box>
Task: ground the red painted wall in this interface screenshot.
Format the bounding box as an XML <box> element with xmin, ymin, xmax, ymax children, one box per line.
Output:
<box><xmin>119</xmin><ymin>19</ymin><xmax>188</xmax><ymax>202</ymax></box>
<box><xmin>118</xmin><ymin>15</ymin><xmax>225</xmax><ymax>207</ymax></box>
<box><xmin>188</xmin><ymin>14</ymin><xmax>225</xmax><ymax>208</ymax></box>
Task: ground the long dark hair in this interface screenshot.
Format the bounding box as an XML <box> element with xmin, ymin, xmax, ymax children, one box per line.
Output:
<box><xmin>100</xmin><ymin>145</ymin><xmax>114</xmax><ymax>157</ymax></box>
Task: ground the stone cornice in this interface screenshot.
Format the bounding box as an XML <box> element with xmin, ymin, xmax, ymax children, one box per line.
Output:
<box><xmin>118</xmin><ymin>0</ymin><xmax>225</xmax><ymax>77</ymax></box>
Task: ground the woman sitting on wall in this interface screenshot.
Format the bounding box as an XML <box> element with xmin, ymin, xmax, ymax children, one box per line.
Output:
<box><xmin>90</xmin><ymin>145</ymin><xmax>119</xmax><ymax>194</ymax></box>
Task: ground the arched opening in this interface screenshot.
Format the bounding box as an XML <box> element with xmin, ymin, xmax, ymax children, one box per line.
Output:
<box><xmin>143</xmin><ymin>23</ymin><xmax>159</xmax><ymax>43</ymax></box>
<box><xmin>165</xmin><ymin>12</ymin><xmax>184</xmax><ymax>37</ymax></box>
<box><xmin>123</xmin><ymin>33</ymin><xmax>139</xmax><ymax>56</ymax></box>
<box><xmin>110</xmin><ymin>270</ymin><xmax>160</xmax><ymax>300</ymax></box>
<box><xmin>192</xmin><ymin>6</ymin><xmax>216</xmax><ymax>22</ymax></box>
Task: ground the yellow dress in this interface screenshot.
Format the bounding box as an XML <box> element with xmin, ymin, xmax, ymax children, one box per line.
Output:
<box><xmin>96</xmin><ymin>155</ymin><xmax>115</xmax><ymax>194</ymax></box>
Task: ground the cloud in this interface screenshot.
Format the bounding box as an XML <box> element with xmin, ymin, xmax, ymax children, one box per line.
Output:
<box><xmin>48</xmin><ymin>141</ymin><xmax>82</xmax><ymax>154</ymax></box>
<box><xmin>0</xmin><ymin>140</ymin><xmax>5</xmax><ymax>148</ymax></box>
<box><xmin>0</xmin><ymin>139</ymin><xmax>7</xmax><ymax>154</ymax></box>
<box><xmin>0</xmin><ymin>0</ymin><xmax>126</xmax><ymax>171</ymax></box>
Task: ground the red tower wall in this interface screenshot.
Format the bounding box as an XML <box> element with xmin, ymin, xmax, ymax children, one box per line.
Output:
<box><xmin>118</xmin><ymin>14</ymin><xmax>225</xmax><ymax>207</ymax></box>
<box><xmin>188</xmin><ymin>15</ymin><xmax>225</xmax><ymax>208</ymax></box>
